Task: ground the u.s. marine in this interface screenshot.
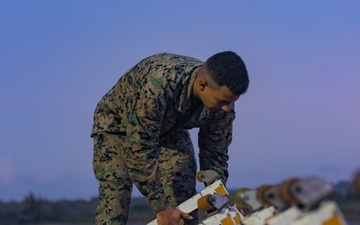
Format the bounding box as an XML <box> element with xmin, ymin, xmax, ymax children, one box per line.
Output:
<box><xmin>91</xmin><ymin>51</ymin><xmax>249</xmax><ymax>225</ymax></box>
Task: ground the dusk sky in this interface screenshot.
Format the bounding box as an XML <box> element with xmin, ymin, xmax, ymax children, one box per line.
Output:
<box><xmin>1</xmin><ymin>1</ymin><xmax>359</xmax><ymax>201</ymax></box>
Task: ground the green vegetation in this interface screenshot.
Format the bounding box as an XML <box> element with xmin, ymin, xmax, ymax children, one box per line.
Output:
<box><xmin>0</xmin><ymin>181</ymin><xmax>359</xmax><ymax>225</ymax></box>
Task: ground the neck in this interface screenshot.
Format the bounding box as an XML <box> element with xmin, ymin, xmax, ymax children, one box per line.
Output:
<box><xmin>190</xmin><ymin>95</ymin><xmax>202</xmax><ymax>109</ymax></box>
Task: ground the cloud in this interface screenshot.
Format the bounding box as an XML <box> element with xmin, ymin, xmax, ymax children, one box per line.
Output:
<box><xmin>0</xmin><ymin>156</ymin><xmax>16</xmax><ymax>185</ymax></box>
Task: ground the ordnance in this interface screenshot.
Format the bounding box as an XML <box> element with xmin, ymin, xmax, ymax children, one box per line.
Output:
<box><xmin>148</xmin><ymin>171</ymin><xmax>349</xmax><ymax>225</ymax></box>
<box><xmin>147</xmin><ymin>170</ymin><xmax>244</xmax><ymax>225</ymax></box>
<box><xmin>233</xmin><ymin>177</ymin><xmax>334</xmax><ymax>212</ymax></box>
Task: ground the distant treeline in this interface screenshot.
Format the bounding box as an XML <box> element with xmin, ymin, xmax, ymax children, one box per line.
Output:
<box><xmin>0</xmin><ymin>193</ymin><xmax>98</xmax><ymax>225</ymax></box>
<box><xmin>0</xmin><ymin>193</ymin><xmax>155</xmax><ymax>225</ymax></box>
<box><xmin>1</xmin><ymin>181</ymin><xmax>359</xmax><ymax>225</ymax></box>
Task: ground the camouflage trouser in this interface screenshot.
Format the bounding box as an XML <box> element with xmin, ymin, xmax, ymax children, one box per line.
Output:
<box><xmin>93</xmin><ymin>129</ymin><xmax>198</xmax><ymax>225</ymax></box>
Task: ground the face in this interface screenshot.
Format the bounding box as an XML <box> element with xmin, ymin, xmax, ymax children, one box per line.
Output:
<box><xmin>201</xmin><ymin>85</ymin><xmax>239</xmax><ymax>112</ymax></box>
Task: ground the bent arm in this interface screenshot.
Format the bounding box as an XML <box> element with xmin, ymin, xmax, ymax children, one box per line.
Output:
<box><xmin>125</xmin><ymin>96</ymin><xmax>169</xmax><ymax>212</ymax></box>
<box><xmin>198</xmin><ymin>108</ymin><xmax>236</xmax><ymax>184</ymax></box>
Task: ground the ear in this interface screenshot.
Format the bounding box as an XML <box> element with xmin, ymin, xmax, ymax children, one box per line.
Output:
<box><xmin>199</xmin><ymin>79</ymin><xmax>207</xmax><ymax>92</ymax></box>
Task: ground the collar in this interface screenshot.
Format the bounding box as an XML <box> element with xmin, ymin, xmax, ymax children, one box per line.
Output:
<box><xmin>176</xmin><ymin>66</ymin><xmax>201</xmax><ymax>113</ymax></box>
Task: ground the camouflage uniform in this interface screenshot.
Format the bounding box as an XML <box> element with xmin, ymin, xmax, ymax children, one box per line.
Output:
<box><xmin>91</xmin><ymin>53</ymin><xmax>235</xmax><ymax>225</ymax></box>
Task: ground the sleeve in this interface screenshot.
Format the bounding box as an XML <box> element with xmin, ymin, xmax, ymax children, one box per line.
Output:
<box><xmin>198</xmin><ymin>105</ymin><xmax>236</xmax><ymax>185</ymax></box>
<box><xmin>125</xmin><ymin>95</ymin><xmax>170</xmax><ymax>212</ymax></box>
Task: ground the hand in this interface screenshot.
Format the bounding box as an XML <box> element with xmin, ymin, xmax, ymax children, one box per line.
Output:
<box><xmin>157</xmin><ymin>206</ymin><xmax>193</xmax><ymax>225</ymax></box>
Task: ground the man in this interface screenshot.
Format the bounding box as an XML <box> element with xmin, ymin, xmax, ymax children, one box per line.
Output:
<box><xmin>91</xmin><ymin>51</ymin><xmax>249</xmax><ymax>225</ymax></box>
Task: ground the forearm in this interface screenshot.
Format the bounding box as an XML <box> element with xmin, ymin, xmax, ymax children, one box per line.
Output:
<box><xmin>198</xmin><ymin>112</ymin><xmax>234</xmax><ymax>184</ymax></box>
<box><xmin>198</xmin><ymin>145</ymin><xmax>229</xmax><ymax>184</ymax></box>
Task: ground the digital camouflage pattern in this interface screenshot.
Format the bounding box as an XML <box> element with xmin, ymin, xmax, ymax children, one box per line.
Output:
<box><xmin>92</xmin><ymin>53</ymin><xmax>236</xmax><ymax>224</ymax></box>
<box><xmin>93</xmin><ymin>131</ymin><xmax>198</xmax><ymax>225</ymax></box>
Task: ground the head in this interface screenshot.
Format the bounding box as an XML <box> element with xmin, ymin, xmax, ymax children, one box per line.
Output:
<box><xmin>193</xmin><ymin>51</ymin><xmax>249</xmax><ymax>112</ymax></box>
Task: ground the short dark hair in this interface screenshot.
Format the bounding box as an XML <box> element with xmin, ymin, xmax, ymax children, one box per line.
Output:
<box><xmin>204</xmin><ymin>51</ymin><xmax>249</xmax><ymax>95</ymax></box>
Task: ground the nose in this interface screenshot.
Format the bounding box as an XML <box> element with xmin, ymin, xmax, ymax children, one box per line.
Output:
<box><xmin>221</xmin><ymin>104</ymin><xmax>231</xmax><ymax>112</ymax></box>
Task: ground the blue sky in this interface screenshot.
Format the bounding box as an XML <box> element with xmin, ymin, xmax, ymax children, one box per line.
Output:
<box><xmin>1</xmin><ymin>1</ymin><xmax>359</xmax><ymax>201</ymax></box>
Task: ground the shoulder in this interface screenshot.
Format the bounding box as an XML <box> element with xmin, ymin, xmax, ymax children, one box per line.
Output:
<box><xmin>133</xmin><ymin>52</ymin><xmax>202</xmax><ymax>83</ymax></box>
<box><xmin>139</xmin><ymin>53</ymin><xmax>202</xmax><ymax>66</ymax></box>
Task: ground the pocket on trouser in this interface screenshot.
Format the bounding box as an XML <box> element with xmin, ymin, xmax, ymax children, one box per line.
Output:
<box><xmin>93</xmin><ymin>133</ymin><xmax>128</xmax><ymax>182</ymax></box>
<box><xmin>93</xmin><ymin>133</ymin><xmax>133</xmax><ymax>225</ymax></box>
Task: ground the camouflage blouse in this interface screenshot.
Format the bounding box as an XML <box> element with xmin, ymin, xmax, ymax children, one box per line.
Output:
<box><xmin>91</xmin><ymin>53</ymin><xmax>236</xmax><ymax>211</ymax></box>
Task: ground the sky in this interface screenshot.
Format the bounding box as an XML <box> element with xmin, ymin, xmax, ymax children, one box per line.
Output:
<box><xmin>1</xmin><ymin>1</ymin><xmax>359</xmax><ymax>202</ymax></box>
